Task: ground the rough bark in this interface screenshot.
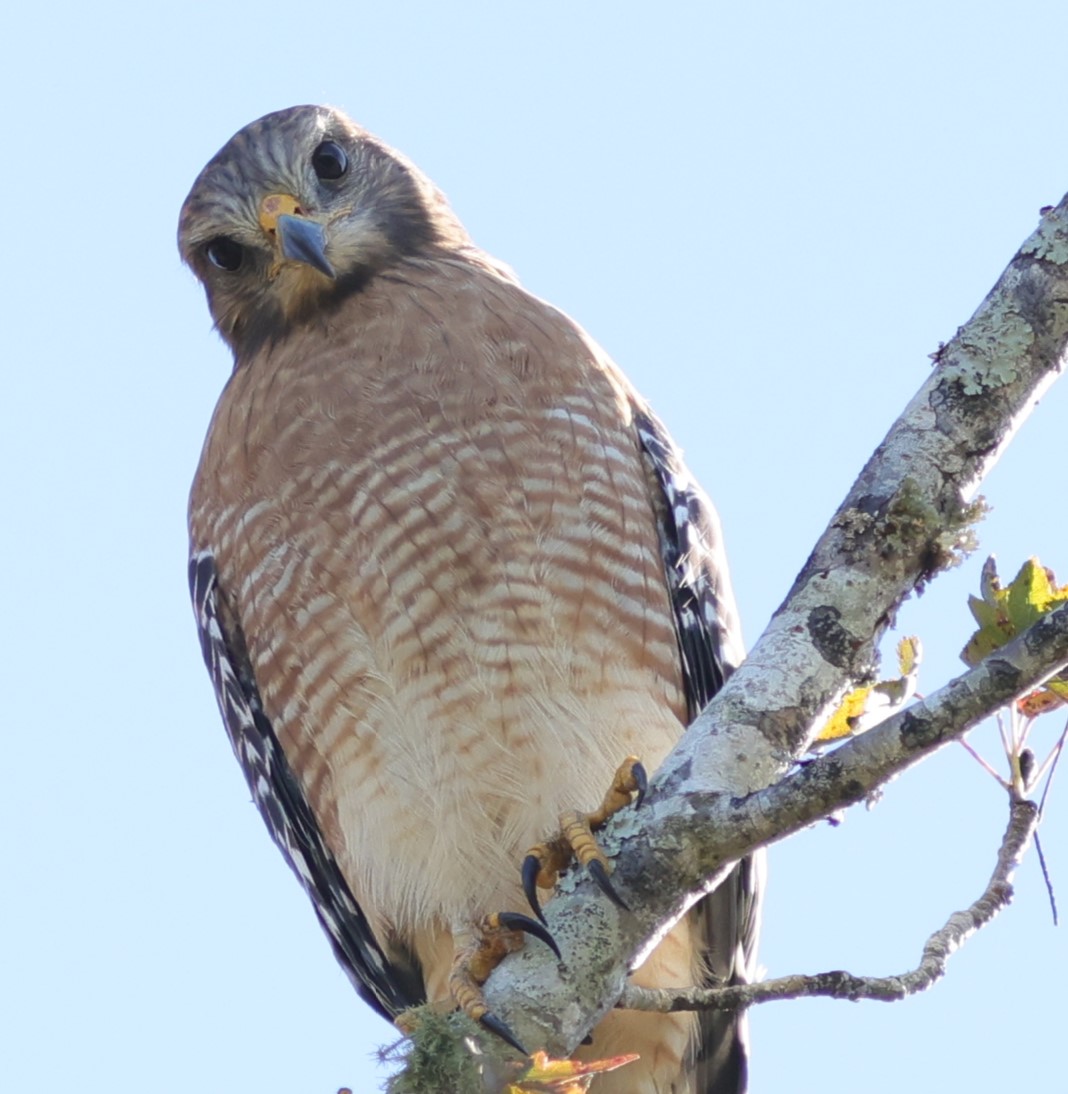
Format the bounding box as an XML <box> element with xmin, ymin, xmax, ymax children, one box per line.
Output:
<box><xmin>481</xmin><ymin>197</ymin><xmax>1068</xmax><ymax>1054</ymax></box>
<box><xmin>618</xmin><ymin>797</ymin><xmax>1040</xmax><ymax>1012</ymax></box>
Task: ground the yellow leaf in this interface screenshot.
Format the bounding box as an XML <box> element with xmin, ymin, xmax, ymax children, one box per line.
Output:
<box><xmin>1006</xmin><ymin>558</ymin><xmax>1056</xmax><ymax>631</ymax></box>
<box><xmin>815</xmin><ymin>686</ymin><xmax>873</xmax><ymax>743</ymax></box>
<box><xmin>967</xmin><ymin>593</ymin><xmax>1001</xmax><ymax>630</ymax></box>
<box><xmin>814</xmin><ymin>636</ymin><xmax>922</xmax><ymax>745</ymax></box>
<box><xmin>1046</xmin><ymin>677</ymin><xmax>1068</xmax><ymax>701</ymax></box>
<box><xmin>962</xmin><ymin>557</ymin><xmax>1068</xmax><ymax>717</ymax></box>
<box><xmin>896</xmin><ymin>636</ymin><xmax>921</xmax><ymax>676</ymax></box>
<box><xmin>504</xmin><ymin>1050</ymin><xmax>640</xmax><ymax>1093</ymax></box>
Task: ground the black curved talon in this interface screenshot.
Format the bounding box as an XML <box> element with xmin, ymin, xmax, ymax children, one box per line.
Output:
<box><xmin>521</xmin><ymin>854</ymin><xmax>547</xmax><ymax>926</ymax></box>
<box><xmin>479</xmin><ymin>1011</ymin><xmax>529</xmax><ymax>1055</ymax></box>
<box><xmin>588</xmin><ymin>859</ymin><xmax>630</xmax><ymax>911</ymax></box>
<box><xmin>632</xmin><ymin>760</ymin><xmax>648</xmax><ymax>808</ymax></box>
<box><xmin>497</xmin><ymin>911</ymin><xmax>562</xmax><ymax>960</ymax></box>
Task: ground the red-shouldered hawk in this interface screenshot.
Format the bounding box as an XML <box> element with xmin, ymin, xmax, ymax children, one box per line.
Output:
<box><xmin>181</xmin><ymin>105</ymin><xmax>762</xmax><ymax>1093</ymax></box>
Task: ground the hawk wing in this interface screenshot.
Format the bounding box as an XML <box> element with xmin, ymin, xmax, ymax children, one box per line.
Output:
<box><xmin>637</xmin><ymin>408</ymin><xmax>764</xmax><ymax>1094</ymax></box>
<box><xmin>189</xmin><ymin>549</ymin><xmax>424</xmax><ymax>1021</ymax></box>
<box><xmin>636</xmin><ymin>408</ymin><xmax>742</xmax><ymax>713</ymax></box>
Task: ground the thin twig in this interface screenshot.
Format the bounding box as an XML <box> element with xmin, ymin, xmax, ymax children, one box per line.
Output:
<box><xmin>1036</xmin><ymin>718</ymin><xmax>1067</xmax><ymax>814</ymax></box>
<box><xmin>958</xmin><ymin>735</ymin><xmax>1010</xmax><ymax>789</ymax></box>
<box><xmin>997</xmin><ymin>709</ymin><xmax>1013</xmax><ymax>761</ymax></box>
<box><xmin>1034</xmin><ymin>718</ymin><xmax>1066</xmax><ymax>924</ymax></box>
<box><xmin>618</xmin><ymin>799</ymin><xmax>1039</xmax><ymax>1015</ymax></box>
<box><xmin>1033</xmin><ymin>832</ymin><xmax>1058</xmax><ymax>926</ymax></box>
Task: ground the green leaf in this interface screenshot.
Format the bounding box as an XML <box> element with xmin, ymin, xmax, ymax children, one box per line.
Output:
<box><xmin>961</xmin><ymin>556</ymin><xmax>1068</xmax><ymax>717</ymax></box>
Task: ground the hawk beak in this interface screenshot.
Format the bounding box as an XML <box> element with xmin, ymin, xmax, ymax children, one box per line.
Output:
<box><xmin>276</xmin><ymin>215</ymin><xmax>336</xmax><ymax>278</ymax></box>
<box><xmin>258</xmin><ymin>193</ymin><xmax>336</xmax><ymax>279</ymax></box>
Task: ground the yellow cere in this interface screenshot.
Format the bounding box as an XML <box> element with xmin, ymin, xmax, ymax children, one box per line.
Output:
<box><xmin>258</xmin><ymin>192</ymin><xmax>303</xmax><ymax>235</ymax></box>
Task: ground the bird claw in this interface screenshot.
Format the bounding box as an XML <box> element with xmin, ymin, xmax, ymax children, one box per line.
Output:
<box><xmin>521</xmin><ymin>853</ymin><xmax>548</xmax><ymax>925</ymax></box>
<box><xmin>492</xmin><ymin>911</ymin><xmax>562</xmax><ymax>960</ymax></box>
<box><xmin>587</xmin><ymin>756</ymin><xmax>647</xmax><ymax>826</ymax></box>
<box><xmin>631</xmin><ymin>759</ymin><xmax>648</xmax><ymax>808</ymax></box>
<box><xmin>521</xmin><ymin>755</ymin><xmax>645</xmax><ymax>921</ymax></box>
<box><xmin>588</xmin><ymin>858</ymin><xmax>630</xmax><ymax>912</ymax></box>
<box><xmin>449</xmin><ymin>911</ymin><xmax>561</xmax><ymax>1053</ymax></box>
<box><xmin>478</xmin><ymin>1011</ymin><xmax>529</xmax><ymax>1056</ymax></box>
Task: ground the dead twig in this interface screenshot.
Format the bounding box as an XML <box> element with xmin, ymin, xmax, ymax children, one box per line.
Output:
<box><xmin>619</xmin><ymin>798</ymin><xmax>1038</xmax><ymax>1014</ymax></box>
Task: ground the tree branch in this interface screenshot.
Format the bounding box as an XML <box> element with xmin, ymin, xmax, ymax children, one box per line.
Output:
<box><xmin>618</xmin><ymin>796</ymin><xmax>1038</xmax><ymax>1013</ymax></box>
<box><xmin>481</xmin><ymin>196</ymin><xmax>1068</xmax><ymax>1053</ymax></box>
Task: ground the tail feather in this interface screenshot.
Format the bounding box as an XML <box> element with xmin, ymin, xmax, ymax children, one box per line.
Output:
<box><xmin>690</xmin><ymin>851</ymin><xmax>765</xmax><ymax>1093</ymax></box>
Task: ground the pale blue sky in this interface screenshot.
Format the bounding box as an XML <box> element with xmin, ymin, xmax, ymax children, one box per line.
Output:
<box><xmin>4</xmin><ymin>2</ymin><xmax>1067</xmax><ymax>1091</ymax></box>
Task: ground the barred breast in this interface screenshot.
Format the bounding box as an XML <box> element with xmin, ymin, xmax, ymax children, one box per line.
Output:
<box><xmin>189</xmin><ymin>257</ymin><xmax>689</xmax><ymax>944</ymax></box>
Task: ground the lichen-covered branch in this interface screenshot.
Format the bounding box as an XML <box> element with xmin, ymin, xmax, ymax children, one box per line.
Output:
<box><xmin>664</xmin><ymin>201</ymin><xmax>1068</xmax><ymax>800</ymax></box>
<box><xmin>476</xmin><ymin>196</ymin><xmax>1068</xmax><ymax>1056</ymax></box>
<box><xmin>740</xmin><ymin>598</ymin><xmax>1068</xmax><ymax>837</ymax></box>
<box><xmin>485</xmin><ymin>602</ymin><xmax>1068</xmax><ymax>1052</ymax></box>
<box><xmin>619</xmin><ymin>796</ymin><xmax>1038</xmax><ymax>1014</ymax></box>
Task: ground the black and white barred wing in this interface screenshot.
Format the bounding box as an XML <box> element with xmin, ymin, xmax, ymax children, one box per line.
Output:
<box><xmin>189</xmin><ymin>549</ymin><xmax>424</xmax><ymax>1020</ymax></box>
<box><xmin>636</xmin><ymin>408</ymin><xmax>745</xmax><ymax>716</ymax></box>
<box><xmin>636</xmin><ymin>406</ymin><xmax>762</xmax><ymax>1094</ymax></box>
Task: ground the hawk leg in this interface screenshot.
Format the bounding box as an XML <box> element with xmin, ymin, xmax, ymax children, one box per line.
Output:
<box><xmin>448</xmin><ymin>912</ymin><xmax>562</xmax><ymax>1054</ymax></box>
<box><xmin>522</xmin><ymin>755</ymin><xmax>648</xmax><ymax>925</ymax></box>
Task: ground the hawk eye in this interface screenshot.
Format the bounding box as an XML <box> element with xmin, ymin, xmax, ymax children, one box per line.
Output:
<box><xmin>312</xmin><ymin>140</ymin><xmax>348</xmax><ymax>181</ymax></box>
<box><xmin>205</xmin><ymin>237</ymin><xmax>244</xmax><ymax>272</ymax></box>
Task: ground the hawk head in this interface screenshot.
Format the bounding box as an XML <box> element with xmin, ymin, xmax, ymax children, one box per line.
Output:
<box><xmin>178</xmin><ymin>105</ymin><xmax>470</xmax><ymax>360</ymax></box>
